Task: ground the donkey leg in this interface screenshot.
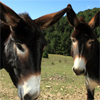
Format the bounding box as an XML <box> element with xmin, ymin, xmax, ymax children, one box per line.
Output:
<box><xmin>87</xmin><ymin>88</ymin><xmax>94</xmax><ymax>100</ymax></box>
<box><xmin>85</xmin><ymin>80</ymin><xmax>95</xmax><ymax>100</ymax></box>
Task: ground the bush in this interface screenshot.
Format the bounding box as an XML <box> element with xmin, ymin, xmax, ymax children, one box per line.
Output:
<box><xmin>43</xmin><ymin>51</ymin><xmax>48</xmax><ymax>58</ymax></box>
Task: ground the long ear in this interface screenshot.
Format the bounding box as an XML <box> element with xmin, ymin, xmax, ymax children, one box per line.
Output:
<box><xmin>66</xmin><ymin>4</ymin><xmax>80</xmax><ymax>27</ymax></box>
<box><xmin>0</xmin><ymin>20</ymin><xmax>12</xmax><ymax>69</ymax></box>
<box><xmin>88</xmin><ymin>11</ymin><xmax>100</xmax><ymax>30</ymax></box>
<box><xmin>0</xmin><ymin>2</ymin><xmax>25</xmax><ymax>30</ymax></box>
<box><xmin>33</xmin><ymin>7</ymin><xmax>71</xmax><ymax>29</ymax></box>
<box><xmin>0</xmin><ymin>20</ymin><xmax>11</xmax><ymax>43</ymax></box>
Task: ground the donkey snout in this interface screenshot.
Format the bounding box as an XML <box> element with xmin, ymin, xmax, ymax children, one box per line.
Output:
<box><xmin>18</xmin><ymin>75</ymin><xmax>41</xmax><ymax>100</ymax></box>
<box><xmin>24</xmin><ymin>91</ymin><xmax>40</xmax><ymax>100</ymax></box>
<box><xmin>73</xmin><ymin>67</ymin><xmax>85</xmax><ymax>75</ymax></box>
<box><xmin>73</xmin><ymin>57</ymin><xmax>86</xmax><ymax>75</ymax></box>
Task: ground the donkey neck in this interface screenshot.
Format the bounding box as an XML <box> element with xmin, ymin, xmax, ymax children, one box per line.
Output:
<box><xmin>86</xmin><ymin>39</ymin><xmax>100</xmax><ymax>81</ymax></box>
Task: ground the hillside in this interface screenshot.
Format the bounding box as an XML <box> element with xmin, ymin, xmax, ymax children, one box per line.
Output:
<box><xmin>42</xmin><ymin>8</ymin><xmax>100</xmax><ymax>55</ymax></box>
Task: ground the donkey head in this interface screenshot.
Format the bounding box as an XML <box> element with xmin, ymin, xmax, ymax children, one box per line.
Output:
<box><xmin>66</xmin><ymin>4</ymin><xmax>100</xmax><ymax>75</ymax></box>
<box><xmin>0</xmin><ymin>2</ymin><xmax>70</xmax><ymax>100</ymax></box>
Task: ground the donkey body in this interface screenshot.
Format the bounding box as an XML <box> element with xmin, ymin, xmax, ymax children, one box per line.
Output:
<box><xmin>66</xmin><ymin>4</ymin><xmax>100</xmax><ymax>100</ymax></box>
<box><xmin>0</xmin><ymin>2</ymin><xmax>70</xmax><ymax>100</ymax></box>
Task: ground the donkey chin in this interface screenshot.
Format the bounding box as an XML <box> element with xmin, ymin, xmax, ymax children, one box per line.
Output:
<box><xmin>17</xmin><ymin>75</ymin><xmax>41</xmax><ymax>100</ymax></box>
<box><xmin>72</xmin><ymin>57</ymin><xmax>86</xmax><ymax>75</ymax></box>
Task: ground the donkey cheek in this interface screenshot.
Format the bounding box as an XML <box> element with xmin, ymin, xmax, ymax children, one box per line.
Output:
<box><xmin>84</xmin><ymin>48</ymin><xmax>92</xmax><ymax>61</ymax></box>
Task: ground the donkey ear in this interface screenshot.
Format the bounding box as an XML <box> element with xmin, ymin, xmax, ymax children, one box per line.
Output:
<box><xmin>33</xmin><ymin>7</ymin><xmax>70</xmax><ymax>29</ymax></box>
<box><xmin>88</xmin><ymin>11</ymin><xmax>100</xmax><ymax>30</ymax></box>
<box><xmin>0</xmin><ymin>2</ymin><xmax>25</xmax><ymax>30</ymax></box>
<box><xmin>0</xmin><ymin>20</ymin><xmax>11</xmax><ymax>43</ymax></box>
<box><xmin>66</xmin><ymin>4</ymin><xmax>80</xmax><ymax>27</ymax></box>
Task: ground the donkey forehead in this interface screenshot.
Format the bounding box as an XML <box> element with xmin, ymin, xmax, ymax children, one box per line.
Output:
<box><xmin>19</xmin><ymin>13</ymin><xmax>37</xmax><ymax>29</ymax></box>
<box><xmin>71</xmin><ymin>23</ymin><xmax>93</xmax><ymax>39</ymax></box>
<box><xmin>11</xmin><ymin>14</ymin><xmax>43</xmax><ymax>43</ymax></box>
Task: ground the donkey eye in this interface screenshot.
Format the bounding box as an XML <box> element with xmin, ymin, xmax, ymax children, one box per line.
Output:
<box><xmin>16</xmin><ymin>43</ymin><xmax>24</xmax><ymax>52</ymax></box>
<box><xmin>88</xmin><ymin>39</ymin><xmax>94</xmax><ymax>44</ymax></box>
<box><xmin>88</xmin><ymin>41</ymin><xmax>92</xmax><ymax>44</ymax></box>
<box><xmin>72</xmin><ymin>39</ymin><xmax>76</xmax><ymax>43</ymax></box>
<box><xmin>87</xmin><ymin>39</ymin><xmax>94</xmax><ymax>47</ymax></box>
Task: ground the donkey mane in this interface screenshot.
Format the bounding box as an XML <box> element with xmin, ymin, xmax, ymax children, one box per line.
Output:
<box><xmin>19</xmin><ymin>13</ymin><xmax>30</xmax><ymax>19</ymax></box>
<box><xmin>79</xmin><ymin>17</ymin><xmax>86</xmax><ymax>23</ymax></box>
<box><xmin>18</xmin><ymin>13</ymin><xmax>36</xmax><ymax>28</ymax></box>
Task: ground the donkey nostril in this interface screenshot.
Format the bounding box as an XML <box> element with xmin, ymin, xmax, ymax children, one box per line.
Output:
<box><xmin>73</xmin><ymin>67</ymin><xmax>75</xmax><ymax>71</ymax></box>
<box><xmin>73</xmin><ymin>67</ymin><xmax>76</xmax><ymax>73</ymax></box>
<box><xmin>24</xmin><ymin>91</ymin><xmax>39</xmax><ymax>100</ymax></box>
<box><xmin>24</xmin><ymin>94</ymin><xmax>31</xmax><ymax>100</ymax></box>
<box><xmin>73</xmin><ymin>67</ymin><xmax>85</xmax><ymax>75</ymax></box>
<box><xmin>81</xmin><ymin>69</ymin><xmax>85</xmax><ymax>74</ymax></box>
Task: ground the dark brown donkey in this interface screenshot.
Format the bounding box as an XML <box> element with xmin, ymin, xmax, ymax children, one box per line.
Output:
<box><xmin>0</xmin><ymin>2</ymin><xmax>71</xmax><ymax>100</ymax></box>
<box><xmin>66</xmin><ymin>4</ymin><xmax>100</xmax><ymax>100</ymax></box>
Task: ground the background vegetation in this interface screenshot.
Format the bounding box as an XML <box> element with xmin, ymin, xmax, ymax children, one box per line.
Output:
<box><xmin>42</xmin><ymin>8</ymin><xmax>100</xmax><ymax>56</ymax></box>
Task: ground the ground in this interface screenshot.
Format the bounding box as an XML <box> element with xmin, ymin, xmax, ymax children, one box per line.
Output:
<box><xmin>0</xmin><ymin>54</ymin><xmax>100</xmax><ymax>100</ymax></box>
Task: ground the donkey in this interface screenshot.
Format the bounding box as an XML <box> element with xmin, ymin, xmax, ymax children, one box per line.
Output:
<box><xmin>66</xmin><ymin>4</ymin><xmax>100</xmax><ymax>100</ymax></box>
<box><xmin>0</xmin><ymin>2</ymin><xmax>71</xmax><ymax>100</ymax></box>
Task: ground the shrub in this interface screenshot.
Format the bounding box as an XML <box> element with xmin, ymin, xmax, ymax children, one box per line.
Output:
<box><xmin>43</xmin><ymin>51</ymin><xmax>48</xmax><ymax>58</ymax></box>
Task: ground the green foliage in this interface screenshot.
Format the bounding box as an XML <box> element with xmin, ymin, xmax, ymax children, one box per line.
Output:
<box><xmin>43</xmin><ymin>8</ymin><xmax>100</xmax><ymax>56</ymax></box>
<box><xmin>43</xmin><ymin>51</ymin><xmax>49</xmax><ymax>58</ymax></box>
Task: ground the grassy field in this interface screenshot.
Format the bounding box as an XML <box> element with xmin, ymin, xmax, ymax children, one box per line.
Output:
<box><xmin>0</xmin><ymin>54</ymin><xmax>100</xmax><ymax>100</ymax></box>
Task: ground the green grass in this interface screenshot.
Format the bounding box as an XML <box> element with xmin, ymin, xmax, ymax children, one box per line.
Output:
<box><xmin>0</xmin><ymin>54</ymin><xmax>100</xmax><ymax>100</ymax></box>
<box><xmin>41</xmin><ymin>54</ymin><xmax>85</xmax><ymax>93</ymax></box>
<box><xmin>98</xmin><ymin>37</ymin><xmax>100</xmax><ymax>41</ymax></box>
